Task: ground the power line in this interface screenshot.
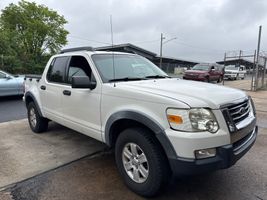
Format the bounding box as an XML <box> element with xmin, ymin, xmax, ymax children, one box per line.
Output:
<box><xmin>134</xmin><ymin>39</ymin><xmax>160</xmax><ymax>44</ymax></box>
<box><xmin>68</xmin><ymin>35</ymin><xmax>111</xmax><ymax>45</ymax></box>
<box><xmin>70</xmin><ymin>34</ymin><xmax>161</xmax><ymax>46</ymax></box>
<box><xmin>173</xmin><ymin>41</ymin><xmax>227</xmax><ymax>53</ymax></box>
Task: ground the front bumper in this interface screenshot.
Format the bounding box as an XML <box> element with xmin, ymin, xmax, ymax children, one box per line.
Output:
<box><xmin>169</xmin><ymin>126</ymin><xmax>258</xmax><ymax>176</ymax></box>
<box><xmin>183</xmin><ymin>76</ymin><xmax>206</xmax><ymax>81</ymax></box>
<box><xmin>224</xmin><ymin>74</ymin><xmax>237</xmax><ymax>79</ymax></box>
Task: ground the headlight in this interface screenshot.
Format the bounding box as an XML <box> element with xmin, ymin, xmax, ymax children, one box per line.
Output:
<box><xmin>167</xmin><ymin>108</ymin><xmax>219</xmax><ymax>133</ymax></box>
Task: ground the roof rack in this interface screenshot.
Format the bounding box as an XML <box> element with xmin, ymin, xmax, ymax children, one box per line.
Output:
<box><xmin>60</xmin><ymin>46</ymin><xmax>94</xmax><ymax>54</ymax></box>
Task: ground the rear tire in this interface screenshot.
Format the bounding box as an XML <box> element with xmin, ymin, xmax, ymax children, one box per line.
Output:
<box><xmin>115</xmin><ymin>127</ymin><xmax>170</xmax><ymax>197</ymax></box>
<box><xmin>27</xmin><ymin>102</ymin><xmax>48</xmax><ymax>133</ymax></box>
<box><xmin>204</xmin><ymin>76</ymin><xmax>210</xmax><ymax>82</ymax></box>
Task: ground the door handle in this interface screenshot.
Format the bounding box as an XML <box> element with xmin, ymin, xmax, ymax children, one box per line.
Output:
<box><xmin>63</xmin><ymin>90</ymin><xmax>71</xmax><ymax>96</ymax></box>
<box><xmin>40</xmin><ymin>85</ymin><xmax>46</xmax><ymax>90</ymax></box>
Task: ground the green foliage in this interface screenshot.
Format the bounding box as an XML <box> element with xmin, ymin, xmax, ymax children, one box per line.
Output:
<box><xmin>0</xmin><ymin>0</ymin><xmax>68</xmax><ymax>74</ymax></box>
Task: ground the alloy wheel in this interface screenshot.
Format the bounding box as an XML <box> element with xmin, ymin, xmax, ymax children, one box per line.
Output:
<box><xmin>122</xmin><ymin>143</ymin><xmax>149</xmax><ymax>183</ymax></box>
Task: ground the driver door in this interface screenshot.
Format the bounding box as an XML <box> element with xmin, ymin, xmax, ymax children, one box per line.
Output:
<box><xmin>60</xmin><ymin>55</ymin><xmax>102</xmax><ymax>141</ymax></box>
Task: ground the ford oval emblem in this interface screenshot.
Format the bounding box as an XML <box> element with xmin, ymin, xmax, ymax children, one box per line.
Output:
<box><xmin>238</xmin><ymin>107</ymin><xmax>246</xmax><ymax>115</ymax></box>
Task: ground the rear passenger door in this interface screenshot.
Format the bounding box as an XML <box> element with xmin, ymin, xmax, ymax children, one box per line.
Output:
<box><xmin>60</xmin><ymin>55</ymin><xmax>102</xmax><ymax>141</ymax></box>
<box><xmin>42</xmin><ymin>56</ymin><xmax>70</xmax><ymax>121</ymax></box>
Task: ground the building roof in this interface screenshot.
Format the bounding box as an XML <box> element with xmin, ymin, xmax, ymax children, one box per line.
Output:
<box><xmin>154</xmin><ymin>55</ymin><xmax>199</xmax><ymax>65</ymax></box>
<box><xmin>216</xmin><ymin>58</ymin><xmax>256</xmax><ymax>67</ymax></box>
<box><xmin>95</xmin><ymin>43</ymin><xmax>157</xmax><ymax>57</ymax></box>
<box><xmin>95</xmin><ymin>43</ymin><xmax>198</xmax><ymax>65</ymax></box>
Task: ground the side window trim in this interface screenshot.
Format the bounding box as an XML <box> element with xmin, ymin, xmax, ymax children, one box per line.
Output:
<box><xmin>46</xmin><ymin>56</ymin><xmax>70</xmax><ymax>85</ymax></box>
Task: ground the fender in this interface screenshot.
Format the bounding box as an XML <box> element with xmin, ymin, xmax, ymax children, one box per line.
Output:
<box><xmin>105</xmin><ymin>110</ymin><xmax>177</xmax><ymax>159</ymax></box>
<box><xmin>24</xmin><ymin>92</ymin><xmax>44</xmax><ymax>117</ymax></box>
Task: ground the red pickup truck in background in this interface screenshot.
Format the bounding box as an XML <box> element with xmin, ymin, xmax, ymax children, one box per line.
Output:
<box><xmin>183</xmin><ymin>63</ymin><xmax>224</xmax><ymax>83</ymax></box>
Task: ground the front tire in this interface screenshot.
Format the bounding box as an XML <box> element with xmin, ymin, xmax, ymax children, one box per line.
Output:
<box><xmin>115</xmin><ymin>127</ymin><xmax>170</xmax><ymax>197</ymax></box>
<box><xmin>27</xmin><ymin>102</ymin><xmax>48</xmax><ymax>133</ymax></box>
<box><xmin>217</xmin><ymin>76</ymin><xmax>223</xmax><ymax>83</ymax></box>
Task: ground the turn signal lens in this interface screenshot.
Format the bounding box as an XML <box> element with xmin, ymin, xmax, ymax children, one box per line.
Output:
<box><xmin>167</xmin><ymin>115</ymin><xmax>183</xmax><ymax>124</ymax></box>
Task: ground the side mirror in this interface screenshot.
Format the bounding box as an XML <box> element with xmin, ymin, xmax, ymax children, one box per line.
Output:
<box><xmin>72</xmin><ymin>76</ymin><xmax>96</xmax><ymax>90</ymax></box>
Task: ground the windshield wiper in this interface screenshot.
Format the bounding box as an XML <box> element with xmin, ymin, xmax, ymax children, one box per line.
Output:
<box><xmin>108</xmin><ymin>77</ymin><xmax>147</xmax><ymax>82</ymax></box>
<box><xmin>145</xmin><ymin>75</ymin><xmax>170</xmax><ymax>79</ymax></box>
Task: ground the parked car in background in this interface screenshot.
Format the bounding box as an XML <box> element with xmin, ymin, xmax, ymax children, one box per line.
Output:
<box><xmin>224</xmin><ymin>65</ymin><xmax>247</xmax><ymax>80</ymax></box>
<box><xmin>0</xmin><ymin>70</ymin><xmax>24</xmax><ymax>97</ymax></box>
<box><xmin>183</xmin><ymin>63</ymin><xmax>224</xmax><ymax>82</ymax></box>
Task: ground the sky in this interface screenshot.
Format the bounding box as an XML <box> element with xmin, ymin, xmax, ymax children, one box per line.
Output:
<box><xmin>1</xmin><ymin>0</ymin><xmax>267</xmax><ymax>62</ymax></box>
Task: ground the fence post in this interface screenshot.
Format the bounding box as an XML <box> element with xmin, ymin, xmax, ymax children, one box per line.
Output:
<box><xmin>263</xmin><ymin>57</ymin><xmax>267</xmax><ymax>89</ymax></box>
<box><xmin>251</xmin><ymin>50</ymin><xmax>257</xmax><ymax>91</ymax></box>
<box><xmin>223</xmin><ymin>52</ymin><xmax>226</xmax><ymax>85</ymax></box>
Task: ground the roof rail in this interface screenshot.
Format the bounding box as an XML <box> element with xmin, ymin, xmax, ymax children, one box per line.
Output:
<box><xmin>60</xmin><ymin>46</ymin><xmax>94</xmax><ymax>54</ymax></box>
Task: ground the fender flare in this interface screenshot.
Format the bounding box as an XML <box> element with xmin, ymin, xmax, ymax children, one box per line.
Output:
<box><xmin>24</xmin><ymin>92</ymin><xmax>44</xmax><ymax>117</ymax></box>
<box><xmin>105</xmin><ymin>110</ymin><xmax>177</xmax><ymax>159</ymax></box>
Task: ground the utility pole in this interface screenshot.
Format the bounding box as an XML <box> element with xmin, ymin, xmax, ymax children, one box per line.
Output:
<box><xmin>159</xmin><ymin>33</ymin><xmax>165</xmax><ymax>68</ymax></box>
<box><xmin>255</xmin><ymin>25</ymin><xmax>262</xmax><ymax>91</ymax></box>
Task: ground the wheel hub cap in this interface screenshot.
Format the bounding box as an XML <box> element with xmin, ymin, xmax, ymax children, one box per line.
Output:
<box><xmin>29</xmin><ymin>108</ymin><xmax>37</xmax><ymax>128</ymax></box>
<box><xmin>122</xmin><ymin>143</ymin><xmax>149</xmax><ymax>183</ymax></box>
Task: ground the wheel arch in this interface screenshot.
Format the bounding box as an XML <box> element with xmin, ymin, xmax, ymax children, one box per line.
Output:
<box><xmin>105</xmin><ymin>110</ymin><xmax>177</xmax><ymax>160</ymax></box>
<box><xmin>25</xmin><ymin>92</ymin><xmax>44</xmax><ymax>117</ymax></box>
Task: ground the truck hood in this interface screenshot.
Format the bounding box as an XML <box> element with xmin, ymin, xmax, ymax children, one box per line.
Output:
<box><xmin>116</xmin><ymin>78</ymin><xmax>247</xmax><ymax>109</ymax></box>
<box><xmin>225</xmin><ymin>70</ymin><xmax>238</xmax><ymax>73</ymax></box>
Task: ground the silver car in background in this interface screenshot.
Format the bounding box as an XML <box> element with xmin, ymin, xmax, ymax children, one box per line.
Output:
<box><xmin>0</xmin><ymin>70</ymin><xmax>24</xmax><ymax>97</ymax></box>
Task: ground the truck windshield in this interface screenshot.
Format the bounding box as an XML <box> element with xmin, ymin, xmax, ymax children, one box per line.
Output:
<box><xmin>92</xmin><ymin>54</ymin><xmax>168</xmax><ymax>83</ymax></box>
<box><xmin>225</xmin><ymin>66</ymin><xmax>237</xmax><ymax>70</ymax></box>
<box><xmin>192</xmin><ymin>65</ymin><xmax>210</xmax><ymax>71</ymax></box>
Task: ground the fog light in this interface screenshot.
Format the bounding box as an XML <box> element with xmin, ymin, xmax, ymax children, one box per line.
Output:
<box><xmin>195</xmin><ymin>148</ymin><xmax>216</xmax><ymax>159</ymax></box>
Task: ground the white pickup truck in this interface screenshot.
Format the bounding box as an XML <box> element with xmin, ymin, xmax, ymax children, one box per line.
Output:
<box><xmin>224</xmin><ymin>65</ymin><xmax>247</xmax><ymax>80</ymax></box>
<box><xmin>24</xmin><ymin>47</ymin><xmax>257</xmax><ymax>197</ymax></box>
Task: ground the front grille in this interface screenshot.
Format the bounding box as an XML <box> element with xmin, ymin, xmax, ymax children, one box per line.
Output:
<box><xmin>221</xmin><ymin>99</ymin><xmax>251</xmax><ymax>133</ymax></box>
<box><xmin>227</xmin><ymin>100</ymin><xmax>250</xmax><ymax>124</ymax></box>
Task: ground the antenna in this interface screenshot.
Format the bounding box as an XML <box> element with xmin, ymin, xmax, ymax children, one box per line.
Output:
<box><xmin>110</xmin><ymin>15</ymin><xmax>116</xmax><ymax>87</ymax></box>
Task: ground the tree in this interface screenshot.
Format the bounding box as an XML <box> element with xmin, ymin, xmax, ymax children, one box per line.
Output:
<box><xmin>0</xmin><ymin>0</ymin><xmax>68</xmax><ymax>73</ymax></box>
